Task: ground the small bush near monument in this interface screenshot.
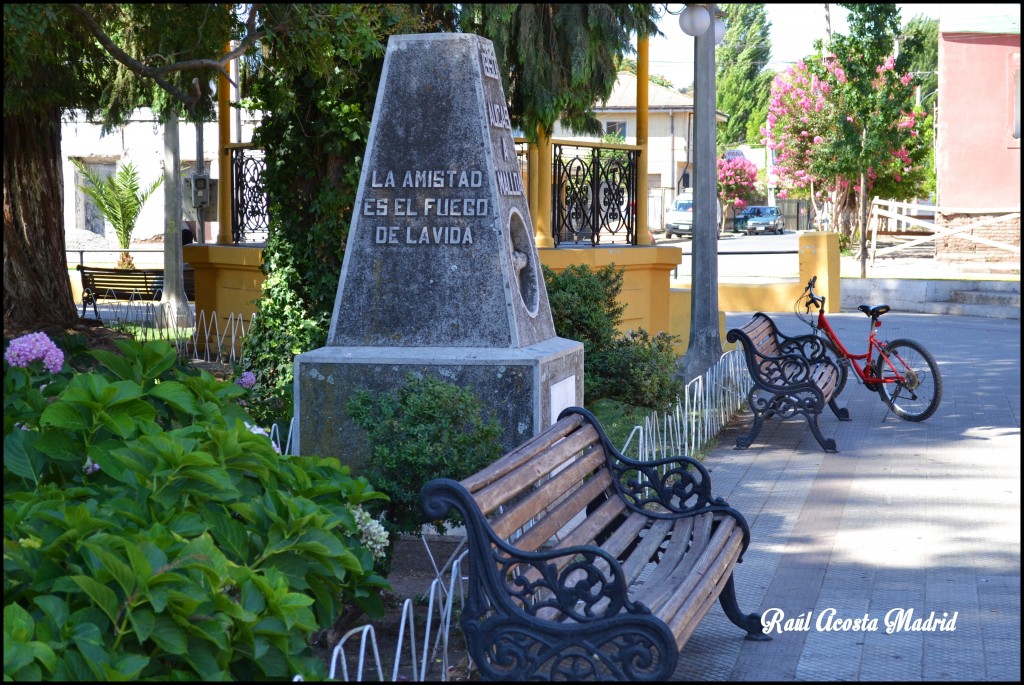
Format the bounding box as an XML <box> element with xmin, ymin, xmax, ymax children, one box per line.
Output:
<box><xmin>347</xmin><ymin>374</ymin><xmax>503</xmax><ymax>566</ymax></box>
<box><xmin>543</xmin><ymin>263</ymin><xmax>683</xmax><ymax>411</ymax></box>
<box><xmin>3</xmin><ymin>334</ymin><xmax>388</xmax><ymax>681</ymax></box>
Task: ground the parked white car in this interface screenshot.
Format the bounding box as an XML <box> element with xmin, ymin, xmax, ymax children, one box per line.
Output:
<box><xmin>664</xmin><ymin>190</ymin><xmax>722</xmax><ymax>237</ymax></box>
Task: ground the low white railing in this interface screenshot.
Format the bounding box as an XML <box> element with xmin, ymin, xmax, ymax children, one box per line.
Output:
<box><xmin>622</xmin><ymin>348</ymin><xmax>752</xmax><ymax>466</ymax></box>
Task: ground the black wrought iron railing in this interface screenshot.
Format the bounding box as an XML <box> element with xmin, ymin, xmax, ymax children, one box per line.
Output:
<box><xmin>229</xmin><ymin>145</ymin><xmax>269</xmax><ymax>244</ymax></box>
<box><xmin>232</xmin><ymin>139</ymin><xmax>639</xmax><ymax>247</ymax></box>
<box><xmin>550</xmin><ymin>141</ymin><xmax>639</xmax><ymax>246</ymax></box>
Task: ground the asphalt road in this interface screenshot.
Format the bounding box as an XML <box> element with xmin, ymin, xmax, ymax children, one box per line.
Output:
<box><xmin>660</xmin><ymin>228</ymin><xmax>802</xmax><ymax>281</ymax></box>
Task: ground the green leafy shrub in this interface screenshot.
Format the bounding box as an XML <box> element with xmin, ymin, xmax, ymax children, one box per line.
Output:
<box><xmin>347</xmin><ymin>374</ymin><xmax>503</xmax><ymax>548</ymax></box>
<box><xmin>4</xmin><ymin>334</ymin><xmax>389</xmax><ymax>681</ymax></box>
<box><xmin>543</xmin><ymin>263</ymin><xmax>682</xmax><ymax>410</ymax></box>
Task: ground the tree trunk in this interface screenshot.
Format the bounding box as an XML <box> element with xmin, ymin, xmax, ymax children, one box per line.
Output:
<box><xmin>3</xmin><ymin>110</ymin><xmax>80</xmax><ymax>334</ymax></box>
<box><xmin>676</xmin><ymin>16</ymin><xmax>722</xmax><ymax>384</ymax></box>
<box><xmin>156</xmin><ymin>109</ymin><xmax>194</xmax><ymax>330</ymax></box>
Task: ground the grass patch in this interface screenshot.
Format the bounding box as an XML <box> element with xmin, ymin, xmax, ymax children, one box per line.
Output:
<box><xmin>589</xmin><ymin>399</ymin><xmax>654</xmax><ymax>452</ymax></box>
<box><xmin>109</xmin><ymin>322</ymin><xmax>194</xmax><ymax>343</ymax></box>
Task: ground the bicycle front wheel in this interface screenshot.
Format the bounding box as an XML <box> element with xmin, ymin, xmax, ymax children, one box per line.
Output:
<box><xmin>872</xmin><ymin>338</ymin><xmax>942</xmax><ymax>421</ymax></box>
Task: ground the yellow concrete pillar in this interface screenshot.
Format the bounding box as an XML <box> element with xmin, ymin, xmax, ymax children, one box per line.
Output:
<box><xmin>217</xmin><ymin>42</ymin><xmax>233</xmax><ymax>244</ymax></box>
<box><xmin>798</xmin><ymin>231</ymin><xmax>840</xmax><ymax>312</ymax></box>
<box><xmin>635</xmin><ymin>36</ymin><xmax>653</xmax><ymax>245</ymax></box>
<box><xmin>183</xmin><ymin>244</ymin><xmax>265</xmax><ymax>356</ymax></box>
<box><xmin>534</xmin><ymin>125</ymin><xmax>555</xmax><ymax>248</ymax></box>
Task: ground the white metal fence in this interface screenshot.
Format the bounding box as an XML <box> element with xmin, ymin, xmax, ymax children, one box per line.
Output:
<box><xmin>622</xmin><ymin>347</ymin><xmax>752</xmax><ymax>466</ymax></box>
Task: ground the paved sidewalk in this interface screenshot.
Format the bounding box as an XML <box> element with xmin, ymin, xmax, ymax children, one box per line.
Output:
<box><xmin>672</xmin><ymin>312</ymin><xmax>1020</xmax><ymax>681</ymax></box>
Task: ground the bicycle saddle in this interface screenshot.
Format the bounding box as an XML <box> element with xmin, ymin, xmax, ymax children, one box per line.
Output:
<box><xmin>858</xmin><ymin>304</ymin><xmax>891</xmax><ymax>318</ymax></box>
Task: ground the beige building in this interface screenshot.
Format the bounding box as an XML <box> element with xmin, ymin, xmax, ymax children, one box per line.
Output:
<box><xmin>552</xmin><ymin>71</ymin><xmax>728</xmax><ymax>223</ymax></box>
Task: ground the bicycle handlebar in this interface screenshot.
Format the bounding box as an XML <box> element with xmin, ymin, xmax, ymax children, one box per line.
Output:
<box><xmin>804</xmin><ymin>276</ymin><xmax>825</xmax><ymax>310</ymax></box>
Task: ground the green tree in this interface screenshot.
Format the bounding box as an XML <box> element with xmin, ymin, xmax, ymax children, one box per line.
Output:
<box><xmin>715</xmin><ymin>3</ymin><xmax>773</xmax><ymax>147</ymax></box>
<box><xmin>3</xmin><ymin>3</ymin><xmax>259</xmax><ymax>333</ymax></box>
<box><xmin>898</xmin><ymin>14</ymin><xmax>938</xmax><ymax>198</ymax></box>
<box><xmin>70</xmin><ymin>159</ymin><xmax>163</xmax><ymax>269</ymax></box>
<box><xmin>460</xmin><ymin>4</ymin><xmax>660</xmax><ymax>138</ymax></box>
<box><xmin>900</xmin><ymin>15</ymin><xmax>939</xmax><ymax>118</ymax></box>
<box><xmin>763</xmin><ymin>4</ymin><xmax>930</xmax><ymax>239</ymax></box>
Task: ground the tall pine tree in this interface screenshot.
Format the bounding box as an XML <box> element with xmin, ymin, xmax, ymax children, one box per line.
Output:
<box><xmin>715</xmin><ymin>3</ymin><xmax>773</xmax><ymax>147</ymax></box>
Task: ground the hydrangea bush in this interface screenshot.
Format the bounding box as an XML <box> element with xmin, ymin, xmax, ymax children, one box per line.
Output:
<box><xmin>4</xmin><ymin>333</ymin><xmax>390</xmax><ymax>681</ymax></box>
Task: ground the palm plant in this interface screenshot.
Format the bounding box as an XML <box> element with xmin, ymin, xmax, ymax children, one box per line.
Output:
<box><xmin>71</xmin><ymin>159</ymin><xmax>163</xmax><ymax>269</ymax></box>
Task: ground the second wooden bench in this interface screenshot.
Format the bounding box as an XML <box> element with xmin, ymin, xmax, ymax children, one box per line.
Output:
<box><xmin>727</xmin><ymin>312</ymin><xmax>851</xmax><ymax>452</ymax></box>
<box><xmin>77</xmin><ymin>265</ymin><xmax>195</xmax><ymax>318</ymax></box>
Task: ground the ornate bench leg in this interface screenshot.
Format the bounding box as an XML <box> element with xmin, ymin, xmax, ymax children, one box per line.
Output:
<box><xmin>807</xmin><ymin>414</ymin><xmax>837</xmax><ymax>452</ymax></box>
<box><xmin>829</xmin><ymin>398</ymin><xmax>851</xmax><ymax>421</ymax></box>
<box><xmin>718</xmin><ymin>576</ymin><xmax>771</xmax><ymax>642</ymax></box>
<box><xmin>735</xmin><ymin>412</ymin><xmax>764</xmax><ymax>450</ymax></box>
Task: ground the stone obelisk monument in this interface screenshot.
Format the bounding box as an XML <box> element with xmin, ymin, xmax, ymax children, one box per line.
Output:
<box><xmin>294</xmin><ymin>34</ymin><xmax>584</xmax><ymax>469</ymax></box>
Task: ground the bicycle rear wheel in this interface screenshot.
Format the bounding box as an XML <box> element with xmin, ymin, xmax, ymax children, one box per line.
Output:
<box><xmin>872</xmin><ymin>338</ymin><xmax>942</xmax><ymax>421</ymax></box>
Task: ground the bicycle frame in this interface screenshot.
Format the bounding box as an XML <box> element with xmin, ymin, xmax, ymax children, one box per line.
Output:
<box><xmin>811</xmin><ymin>307</ymin><xmax>906</xmax><ymax>386</ymax></box>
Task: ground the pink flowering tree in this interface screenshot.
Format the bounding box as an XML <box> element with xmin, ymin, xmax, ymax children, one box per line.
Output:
<box><xmin>717</xmin><ymin>156</ymin><xmax>760</xmax><ymax>232</ymax></box>
<box><xmin>762</xmin><ymin>4</ymin><xmax>931</xmax><ymax>240</ymax></box>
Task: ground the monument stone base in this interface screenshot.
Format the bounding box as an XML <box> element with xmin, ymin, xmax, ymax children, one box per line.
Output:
<box><xmin>294</xmin><ymin>338</ymin><xmax>584</xmax><ymax>472</ymax></box>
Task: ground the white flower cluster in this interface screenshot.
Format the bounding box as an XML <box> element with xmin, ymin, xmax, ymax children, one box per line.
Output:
<box><xmin>351</xmin><ymin>505</ymin><xmax>389</xmax><ymax>562</ymax></box>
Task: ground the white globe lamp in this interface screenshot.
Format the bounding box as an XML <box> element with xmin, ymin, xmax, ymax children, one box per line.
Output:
<box><xmin>678</xmin><ymin>4</ymin><xmax>711</xmax><ymax>37</ymax></box>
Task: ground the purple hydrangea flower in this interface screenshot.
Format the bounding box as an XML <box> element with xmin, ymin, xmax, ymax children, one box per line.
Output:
<box><xmin>236</xmin><ymin>371</ymin><xmax>256</xmax><ymax>389</ymax></box>
<box><xmin>5</xmin><ymin>332</ymin><xmax>64</xmax><ymax>374</ymax></box>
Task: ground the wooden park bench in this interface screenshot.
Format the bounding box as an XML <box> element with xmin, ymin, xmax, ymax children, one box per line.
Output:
<box><xmin>77</xmin><ymin>265</ymin><xmax>195</xmax><ymax>318</ymax></box>
<box><xmin>419</xmin><ymin>406</ymin><xmax>768</xmax><ymax>681</ymax></box>
<box><xmin>726</xmin><ymin>312</ymin><xmax>851</xmax><ymax>452</ymax></box>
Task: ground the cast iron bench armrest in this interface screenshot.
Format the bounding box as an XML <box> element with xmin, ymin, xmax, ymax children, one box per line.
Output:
<box><xmin>580</xmin><ymin>407</ymin><xmax>754</xmax><ymax>554</ymax></box>
<box><xmin>775</xmin><ymin>329</ymin><xmax>831</xmax><ymax>360</ymax></box>
<box><xmin>422</xmin><ymin>478</ymin><xmax>645</xmax><ymax>621</ymax></box>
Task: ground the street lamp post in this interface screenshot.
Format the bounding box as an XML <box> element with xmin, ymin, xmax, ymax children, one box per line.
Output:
<box><xmin>675</xmin><ymin>3</ymin><xmax>726</xmax><ymax>383</ymax></box>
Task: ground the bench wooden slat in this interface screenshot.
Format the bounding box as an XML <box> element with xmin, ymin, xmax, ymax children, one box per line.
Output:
<box><xmin>634</xmin><ymin>514</ymin><xmax>714</xmax><ymax>609</ymax></box>
<box><xmin>654</xmin><ymin>516</ymin><xmax>734</xmax><ymax>621</ymax></box>
<box><xmin>665</xmin><ymin>527</ymin><xmax>745</xmax><ymax>647</ymax></box>
<box><xmin>509</xmin><ymin>468</ymin><xmax>612</xmax><ymax>552</ymax></box>
<box><xmin>595</xmin><ymin>510</ymin><xmax>651</xmax><ymax>560</ymax></box>
<box><xmin>468</xmin><ymin>421</ymin><xmax>598</xmax><ymax>514</ymax></box>
<box><xmin>488</xmin><ymin>445</ymin><xmax>606</xmax><ymax>541</ymax></box>
<box><xmin>461</xmin><ymin>413</ymin><xmax>586</xmax><ymax>495</ymax></box>
<box><xmin>620</xmin><ymin>518</ymin><xmax>677</xmax><ymax>587</ymax></box>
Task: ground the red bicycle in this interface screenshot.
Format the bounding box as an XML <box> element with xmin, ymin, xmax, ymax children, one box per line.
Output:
<box><xmin>798</xmin><ymin>276</ymin><xmax>942</xmax><ymax>421</ymax></box>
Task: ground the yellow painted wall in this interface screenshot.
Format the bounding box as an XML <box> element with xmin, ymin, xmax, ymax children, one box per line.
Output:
<box><xmin>540</xmin><ymin>232</ymin><xmax>838</xmax><ymax>357</ymax></box>
<box><xmin>182</xmin><ymin>245</ymin><xmax>264</xmax><ymax>349</ymax></box>
<box><xmin>152</xmin><ymin>232</ymin><xmax>836</xmax><ymax>362</ymax></box>
<box><xmin>538</xmin><ymin>246</ymin><xmax>681</xmax><ymax>335</ymax></box>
